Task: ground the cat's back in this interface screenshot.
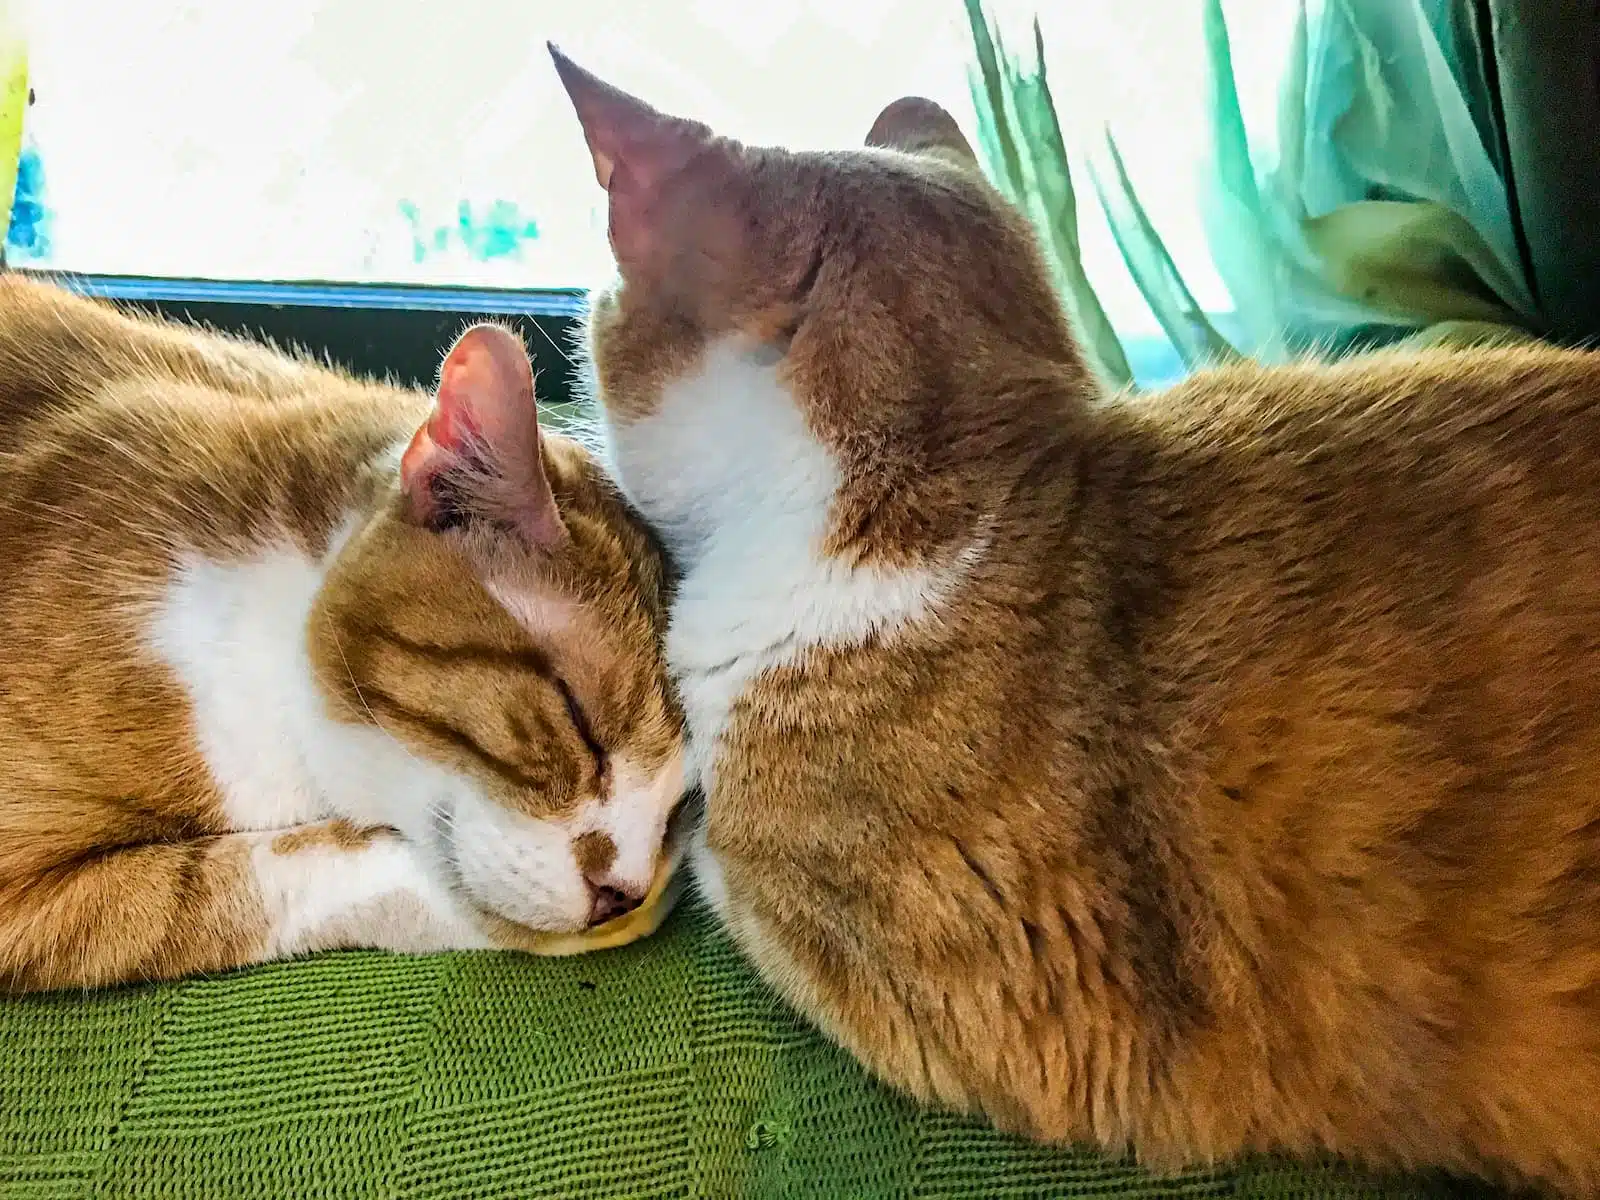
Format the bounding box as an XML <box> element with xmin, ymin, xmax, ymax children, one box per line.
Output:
<box><xmin>1093</xmin><ymin>341</ymin><xmax>1600</xmax><ymax>667</ymax></box>
<box><xmin>0</xmin><ymin>277</ymin><xmax>427</xmax><ymax>842</ymax></box>
<box><xmin>0</xmin><ymin>274</ymin><xmax>425</xmax><ymax>557</ymax></box>
<box><xmin>1095</xmin><ymin>341</ymin><xmax>1600</xmax><ymax>879</ymax></box>
<box><xmin>0</xmin><ymin>273</ymin><xmax>326</xmax><ymax>430</ymax></box>
<box><xmin>1077</xmin><ymin>343</ymin><xmax>1600</xmax><ymax>1178</ymax></box>
<box><xmin>1122</xmin><ymin>340</ymin><xmax>1600</xmax><ymax>492</ymax></box>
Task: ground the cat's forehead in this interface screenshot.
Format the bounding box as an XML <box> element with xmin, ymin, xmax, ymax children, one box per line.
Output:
<box><xmin>317</xmin><ymin>450</ymin><xmax>664</xmax><ymax>680</ymax></box>
<box><xmin>309</xmin><ymin>502</ymin><xmax>679</xmax><ymax>807</ymax></box>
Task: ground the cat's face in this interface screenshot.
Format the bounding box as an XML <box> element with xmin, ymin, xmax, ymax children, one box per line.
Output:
<box><xmin>550</xmin><ymin>51</ymin><xmax>1082</xmax><ymax>568</ymax></box>
<box><xmin>308</xmin><ymin>325</ymin><xmax>685</xmax><ymax>936</ymax></box>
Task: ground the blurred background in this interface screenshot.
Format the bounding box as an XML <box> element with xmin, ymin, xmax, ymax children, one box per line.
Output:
<box><xmin>9</xmin><ymin>0</ymin><xmax>1589</xmax><ymax>389</ymax></box>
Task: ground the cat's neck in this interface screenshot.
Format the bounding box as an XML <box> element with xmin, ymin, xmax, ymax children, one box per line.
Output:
<box><xmin>605</xmin><ymin>342</ymin><xmax>977</xmax><ymax>650</ymax></box>
<box><xmin>601</xmin><ymin>339</ymin><xmax>988</xmax><ymax>782</ymax></box>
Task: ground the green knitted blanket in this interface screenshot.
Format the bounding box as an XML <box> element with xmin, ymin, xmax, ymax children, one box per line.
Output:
<box><xmin>0</xmin><ymin>904</ymin><xmax>1494</xmax><ymax>1199</ymax></box>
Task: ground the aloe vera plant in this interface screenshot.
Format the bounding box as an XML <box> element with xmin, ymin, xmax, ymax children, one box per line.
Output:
<box><xmin>1088</xmin><ymin>132</ymin><xmax>1241</xmax><ymax>371</ymax></box>
<box><xmin>962</xmin><ymin>0</ymin><xmax>1135</xmax><ymax>388</ymax></box>
<box><xmin>962</xmin><ymin>0</ymin><xmax>1543</xmax><ymax>380</ymax></box>
<box><xmin>963</xmin><ymin>0</ymin><xmax>1240</xmax><ymax>387</ymax></box>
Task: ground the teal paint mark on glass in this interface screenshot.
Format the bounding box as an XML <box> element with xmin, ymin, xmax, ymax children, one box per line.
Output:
<box><xmin>399</xmin><ymin>198</ymin><xmax>541</xmax><ymax>264</ymax></box>
<box><xmin>398</xmin><ymin>200</ymin><xmax>426</xmax><ymax>263</ymax></box>
<box><xmin>7</xmin><ymin>142</ymin><xmax>50</xmax><ymax>263</ymax></box>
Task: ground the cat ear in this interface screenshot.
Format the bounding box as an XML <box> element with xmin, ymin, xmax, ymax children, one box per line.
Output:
<box><xmin>547</xmin><ymin>43</ymin><xmax>713</xmax><ymax>270</ymax></box>
<box><xmin>399</xmin><ymin>323</ymin><xmax>566</xmax><ymax>549</ymax></box>
<box><xmin>866</xmin><ymin>97</ymin><xmax>978</xmax><ymax>168</ymax></box>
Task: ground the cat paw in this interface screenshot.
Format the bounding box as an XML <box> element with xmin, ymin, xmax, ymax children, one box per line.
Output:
<box><xmin>254</xmin><ymin>822</ymin><xmax>495</xmax><ymax>957</ymax></box>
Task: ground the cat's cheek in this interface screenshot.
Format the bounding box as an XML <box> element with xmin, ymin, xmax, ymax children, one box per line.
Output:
<box><xmin>446</xmin><ymin>794</ymin><xmax>592</xmax><ymax>933</ymax></box>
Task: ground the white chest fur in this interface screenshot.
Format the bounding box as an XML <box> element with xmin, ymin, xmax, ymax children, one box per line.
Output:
<box><xmin>143</xmin><ymin>532</ymin><xmax>465</xmax><ymax>843</ymax></box>
<box><xmin>601</xmin><ymin>338</ymin><xmax>978</xmax><ymax>803</ymax></box>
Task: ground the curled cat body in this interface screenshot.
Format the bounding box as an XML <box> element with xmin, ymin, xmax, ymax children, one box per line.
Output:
<box><xmin>0</xmin><ymin>274</ymin><xmax>684</xmax><ymax>992</ymax></box>
<box><xmin>551</xmin><ymin>50</ymin><xmax>1600</xmax><ymax>1195</ymax></box>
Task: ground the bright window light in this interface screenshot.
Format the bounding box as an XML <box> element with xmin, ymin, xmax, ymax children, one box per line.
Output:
<box><xmin>21</xmin><ymin>0</ymin><xmax>1287</xmax><ymax>351</ymax></box>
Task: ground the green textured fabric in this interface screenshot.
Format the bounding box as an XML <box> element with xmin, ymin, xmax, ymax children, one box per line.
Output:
<box><xmin>0</xmin><ymin>905</ymin><xmax>1492</xmax><ymax>1199</ymax></box>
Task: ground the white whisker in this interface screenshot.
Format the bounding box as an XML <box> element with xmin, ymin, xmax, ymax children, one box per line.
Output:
<box><xmin>526</xmin><ymin>316</ymin><xmax>576</xmax><ymax>369</ymax></box>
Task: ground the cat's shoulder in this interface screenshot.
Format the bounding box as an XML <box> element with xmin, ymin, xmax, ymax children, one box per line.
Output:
<box><xmin>0</xmin><ymin>272</ymin><xmax>378</xmax><ymax>427</ymax></box>
<box><xmin>0</xmin><ymin>274</ymin><xmax>421</xmax><ymax>559</ymax></box>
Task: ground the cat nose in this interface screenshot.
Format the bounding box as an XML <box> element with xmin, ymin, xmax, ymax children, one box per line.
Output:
<box><xmin>587</xmin><ymin>881</ymin><xmax>644</xmax><ymax>926</ymax></box>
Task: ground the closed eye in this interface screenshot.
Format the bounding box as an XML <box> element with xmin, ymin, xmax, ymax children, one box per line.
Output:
<box><xmin>555</xmin><ymin>679</ymin><xmax>607</xmax><ymax>777</ymax></box>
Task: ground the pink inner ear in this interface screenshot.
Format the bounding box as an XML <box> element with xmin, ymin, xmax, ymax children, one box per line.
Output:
<box><xmin>399</xmin><ymin>324</ymin><xmax>566</xmax><ymax>548</ymax></box>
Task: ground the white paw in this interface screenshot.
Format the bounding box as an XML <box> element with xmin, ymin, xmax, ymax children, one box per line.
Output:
<box><xmin>254</xmin><ymin>828</ymin><xmax>494</xmax><ymax>958</ymax></box>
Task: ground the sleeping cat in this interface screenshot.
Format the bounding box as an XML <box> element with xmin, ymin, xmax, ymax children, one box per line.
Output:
<box><xmin>0</xmin><ymin>274</ymin><xmax>685</xmax><ymax>992</ymax></box>
<box><xmin>551</xmin><ymin>49</ymin><xmax>1600</xmax><ymax>1195</ymax></box>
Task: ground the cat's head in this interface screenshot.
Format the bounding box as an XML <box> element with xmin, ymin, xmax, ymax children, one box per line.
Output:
<box><xmin>548</xmin><ymin>47</ymin><xmax>1089</xmax><ymax>571</ymax></box>
<box><xmin>307</xmin><ymin>323</ymin><xmax>686</xmax><ymax>937</ymax></box>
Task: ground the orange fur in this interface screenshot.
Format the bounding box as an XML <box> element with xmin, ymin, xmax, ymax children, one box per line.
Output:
<box><xmin>0</xmin><ymin>273</ymin><xmax>683</xmax><ymax>992</ymax></box>
<box><xmin>552</xmin><ymin>51</ymin><xmax>1600</xmax><ymax>1194</ymax></box>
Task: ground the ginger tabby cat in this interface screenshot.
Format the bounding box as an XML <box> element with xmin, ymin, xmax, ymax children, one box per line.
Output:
<box><xmin>0</xmin><ymin>273</ymin><xmax>684</xmax><ymax>992</ymax></box>
<box><xmin>551</xmin><ymin>49</ymin><xmax>1600</xmax><ymax>1194</ymax></box>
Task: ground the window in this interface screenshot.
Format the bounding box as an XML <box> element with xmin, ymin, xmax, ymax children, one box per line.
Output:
<box><xmin>17</xmin><ymin>0</ymin><xmax>1301</xmax><ymax>387</ymax></box>
<box><xmin>22</xmin><ymin>1</ymin><xmax>974</xmax><ymax>288</ymax></box>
